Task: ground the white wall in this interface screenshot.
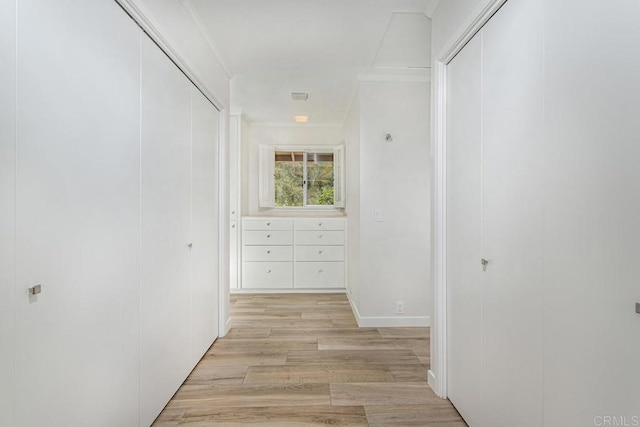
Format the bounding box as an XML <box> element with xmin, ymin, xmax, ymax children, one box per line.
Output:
<box><xmin>344</xmin><ymin>78</ymin><xmax>431</xmax><ymax>325</ymax></box>
<box><xmin>0</xmin><ymin>1</ymin><xmax>16</xmax><ymax>426</ymax></box>
<box><xmin>244</xmin><ymin>125</ymin><xmax>345</xmax><ymax>215</ymax></box>
<box><xmin>359</xmin><ymin>80</ymin><xmax>430</xmax><ymax>322</ymax></box>
<box><xmin>344</xmin><ymin>92</ymin><xmax>361</xmax><ymax>307</ymax></box>
<box><xmin>240</xmin><ymin>117</ymin><xmax>251</xmax><ymax>216</ymax></box>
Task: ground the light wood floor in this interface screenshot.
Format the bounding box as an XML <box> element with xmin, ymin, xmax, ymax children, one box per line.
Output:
<box><xmin>153</xmin><ymin>293</ymin><xmax>466</xmax><ymax>426</ymax></box>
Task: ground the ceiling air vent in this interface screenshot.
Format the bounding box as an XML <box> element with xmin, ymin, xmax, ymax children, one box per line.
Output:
<box><xmin>291</xmin><ymin>92</ymin><xmax>309</xmax><ymax>101</ymax></box>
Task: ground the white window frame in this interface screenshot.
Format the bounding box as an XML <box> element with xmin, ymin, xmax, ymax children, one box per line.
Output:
<box><xmin>259</xmin><ymin>145</ymin><xmax>345</xmax><ymax>210</ymax></box>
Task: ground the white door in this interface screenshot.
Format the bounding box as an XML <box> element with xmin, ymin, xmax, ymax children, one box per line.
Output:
<box><xmin>446</xmin><ymin>31</ymin><xmax>483</xmax><ymax>427</ymax></box>
<box><xmin>140</xmin><ymin>35</ymin><xmax>193</xmax><ymax>426</ymax></box>
<box><xmin>480</xmin><ymin>0</ymin><xmax>544</xmax><ymax>425</ymax></box>
<box><xmin>542</xmin><ymin>0</ymin><xmax>640</xmax><ymax>424</ymax></box>
<box><xmin>190</xmin><ymin>87</ymin><xmax>220</xmax><ymax>359</ymax></box>
<box><xmin>14</xmin><ymin>1</ymin><xmax>141</xmax><ymax>426</ymax></box>
<box><xmin>0</xmin><ymin>1</ymin><xmax>16</xmax><ymax>425</ymax></box>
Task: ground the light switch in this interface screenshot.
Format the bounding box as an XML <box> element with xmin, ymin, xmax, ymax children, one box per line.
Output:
<box><xmin>374</xmin><ymin>209</ymin><xmax>383</xmax><ymax>222</ymax></box>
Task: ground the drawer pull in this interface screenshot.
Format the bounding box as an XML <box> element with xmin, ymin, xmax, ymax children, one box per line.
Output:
<box><xmin>267</xmin><ymin>269</ymin><xmax>272</xmax><ymax>273</ymax></box>
<box><xmin>267</xmin><ymin>250</ymin><xmax>271</xmax><ymax>254</ymax></box>
<box><xmin>318</xmin><ymin>269</ymin><xmax>324</xmax><ymax>274</ymax></box>
<box><xmin>267</xmin><ymin>222</ymin><xmax>271</xmax><ymax>226</ymax></box>
<box><xmin>267</xmin><ymin>234</ymin><xmax>271</xmax><ymax>238</ymax></box>
<box><xmin>318</xmin><ymin>222</ymin><xmax>323</xmax><ymax>226</ymax></box>
<box><xmin>318</xmin><ymin>234</ymin><xmax>323</xmax><ymax>239</ymax></box>
<box><xmin>318</xmin><ymin>250</ymin><xmax>323</xmax><ymax>254</ymax></box>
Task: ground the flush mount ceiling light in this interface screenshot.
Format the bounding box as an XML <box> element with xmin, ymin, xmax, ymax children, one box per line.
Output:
<box><xmin>291</xmin><ymin>91</ymin><xmax>309</xmax><ymax>101</ymax></box>
<box><xmin>294</xmin><ymin>115</ymin><xmax>309</xmax><ymax>123</ymax></box>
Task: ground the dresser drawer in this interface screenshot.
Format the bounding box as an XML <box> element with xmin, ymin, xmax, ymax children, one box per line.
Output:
<box><xmin>243</xmin><ymin>262</ymin><xmax>293</xmax><ymax>288</ymax></box>
<box><xmin>244</xmin><ymin>230</ymin><xmax>293</xmax><ymax>246</ymax></box>
<box><xmin>295</xmin><ymin>219</ymin><xmax>345</xmax><ymax>231</ymax></box>
<box><xmin>296</xmin><ymin>230</ymin><xmax>344</xmax><ymax>245</ymax></box>
<box><xmin>243</xmin><ymin>218</ymin><xmax>293</xmax><ymax>231</ymax></box>
<box><xmin>295</xmin><ymin>262</ymin><xmax>344</xmax><ymax>288</ymax></box>
<box><xmin>295</xmin><ymin>245</ymin><xmax>344</xmax><ymax>262</ymax></box>
<box><xmin>243</xmin><ymin>245</ymin><xmax>293</xmax><ymax>262</ymax></box>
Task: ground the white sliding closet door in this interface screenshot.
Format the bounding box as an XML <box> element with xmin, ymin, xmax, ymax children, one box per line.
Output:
<box><xmin>140</xmin><ymin>36</ymin><xmax>193</xmax><ymax>426</ymax></box>
<box><xmin>447</xmin><ymin>0</ymin><xmax>543</xmax><ymax>425</ymax></box>
<box><xmin>190</xmin><ymin>88</ymin><xmax>219</xmax><ymax>360</ymax></box>
<box><xmin>0</xmin><ymin>2</ymin><xmax>16</xmax><ymax>426</ymax></box>
<box><xmin>14</xmin><ymin>1</ymin><xmax>141</xmax><ymax>426</ymax></box>
<box><xmin>480</xmin><ymin>0</ymin><xmax>544</xmax><ymax>425</ymax></box>
<box><xmin>446</xmin><ymin>32</ymin><xmax>483</xmax><ymax>427</ymax></box>
<box><xmin>543</xmin><ymin>0</ymin><xmax>640</xmax><ymax>424</ymax></box>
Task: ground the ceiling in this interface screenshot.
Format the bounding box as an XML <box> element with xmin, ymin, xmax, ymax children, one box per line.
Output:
<box><xmin>187</xmin><ymin>0</ymin><xmax>435</xmax><ymax>125</ymax></box>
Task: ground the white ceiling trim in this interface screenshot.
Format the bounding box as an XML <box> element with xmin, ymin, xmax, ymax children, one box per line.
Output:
<box><xmin>180</xmin><ymin>0</ymin><xmax>232</xmax><ymax>78</ymax></box>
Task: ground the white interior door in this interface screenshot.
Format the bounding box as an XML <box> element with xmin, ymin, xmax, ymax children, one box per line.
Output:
<box><xmin>0</xmin><ymin>2</ymin><xmax>16</xmax><ymax>425</ymax></box>
<box><xmin>480</xmin><ymin>0</ymin><xmax>544</xmax><ymax>425</ymax></box>
<box><xmin>190</xmin><ymin>87</ymin><xmax>220</xmax><ymax>359</ymax></box>
<box><xmin>446</xmin><ymin>31</ymin><xmax>483</xmax><ymax>427</ymax></box>
<box><xmin>14</xmin><ymin>1</ymin><xmax>141</xmax><ymax>426</ymax></box>
<box><xmin>140</xmin><ymin>35</ymin><xmax>193</xmax><ymax>426</ymax></box>
<box><xmin>542</xmin><ymin>0</ymin><xmax>640</xmax><ymax>424</ymax></box>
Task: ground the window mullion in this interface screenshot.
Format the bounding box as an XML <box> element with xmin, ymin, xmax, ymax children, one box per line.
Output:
<box><xmin>302</xmin><ymin>152</ymin><xmax>308</xmax><ymax>207</ymax></box>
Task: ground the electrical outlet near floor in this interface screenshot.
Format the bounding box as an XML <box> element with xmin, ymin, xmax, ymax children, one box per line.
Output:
<box><xmin>396</xmin><ymin>301</ymin><xmax>404</xmax><ymax>315</ymax></box>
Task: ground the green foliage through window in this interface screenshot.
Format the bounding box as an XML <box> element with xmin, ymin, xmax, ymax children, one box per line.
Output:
<box><xmin>274</xmin><ymin>151</ymin><xmax>334</xmax><ymax>207</ymax></box>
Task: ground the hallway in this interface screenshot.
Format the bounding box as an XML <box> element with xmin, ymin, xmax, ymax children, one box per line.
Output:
<box><xmin>153</xmin><ymin>293</ymin><xmax>465</xmax><ymax>426</ymax></box>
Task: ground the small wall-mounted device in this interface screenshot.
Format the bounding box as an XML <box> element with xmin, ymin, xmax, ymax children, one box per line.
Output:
<box><xmin>385</xmin><ymin>133</ymin><xmax>393</xmax><ymax>143</ymax></box>
<box><xmin>636</xmin><ymin>302</ymin><xmax>640</xmax><ymax>314</ymax></box>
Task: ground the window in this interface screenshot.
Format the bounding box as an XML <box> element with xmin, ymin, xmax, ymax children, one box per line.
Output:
<box><xmin>259</xmin><ymin>145</ymin><xmax>345</xmax><ymax>209</ymax></box>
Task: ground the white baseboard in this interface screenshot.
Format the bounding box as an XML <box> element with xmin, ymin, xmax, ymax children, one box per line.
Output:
<box><xmin>428</xmin><ymin>370</ymin><xmax>444</xmax><ymax>398</ymax></box>
<box><xmin>220</xmin><ymin>316</ymin><xmax>232</xmax><ymax>337</ymax></box>
<box><xmin>357</xmin><ymin>315</ymin><xmax>431</xmax><ymax>327</ymax></box>
<box><xmin>346</xmin><ymin>292</ymin><xmax>431</xmax><ymax>328</ymax></box>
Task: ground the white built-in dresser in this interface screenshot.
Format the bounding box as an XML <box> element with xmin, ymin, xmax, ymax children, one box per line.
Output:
<box><xmin>241</xmin><ymin>217</ymin><xmax>346</xmax><ymax>290</ymax></box>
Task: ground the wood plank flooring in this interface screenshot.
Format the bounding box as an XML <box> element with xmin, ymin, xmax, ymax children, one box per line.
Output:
<box><xmin>153</xmin><ymin>293</ymin><xmax>466</xmax><ymax>426</ymax></box>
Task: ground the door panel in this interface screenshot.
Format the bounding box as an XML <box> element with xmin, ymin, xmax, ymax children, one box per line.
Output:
<box><xmin>0</xmin><ymin>1</ymin><xmax>16</xmax><ymax>425</ymax></box>
<box><xmin>480</xmin><ymin>0</ymin><xmax>544</xmax><ymax>425</ymax></box>
<box><xmin>14</xmin><ymin>1</ymin><xmax>141</xmax><ymax>425</ymax></box>
<box><xmin>140</xmin><ymin>35</ymin><xmax>192</xmax><ymax>426</ymax></box>
<box><xmin>191</xmin><ymin>87</ymin><xmax>219</xmax><ymax>359</ymax></box>
<box><xmin>542</xmin><ymin>0</ymin><xmax>640</xmax><ymax>424</ymax></box>
<box><xmin>446</xmin><ymin>32</ymin><xmax>483</xmax><ymax>427</ymax></box>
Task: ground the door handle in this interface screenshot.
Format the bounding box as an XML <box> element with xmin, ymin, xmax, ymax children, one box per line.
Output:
<box><xmin>481</xmin><ymin>258</ymin><xmax>489</xmax><ymax>272</ymax></box>
<box><xmin>29</xmin><ymin>284</ymin><xmax>42</xmax><ymax>296</ymax></box>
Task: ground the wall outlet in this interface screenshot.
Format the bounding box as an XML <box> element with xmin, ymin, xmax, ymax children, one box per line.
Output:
<box><xmin>396</xmin><ymin>301</ymin><xmax>404</xmax><ymax>315</ymax></box>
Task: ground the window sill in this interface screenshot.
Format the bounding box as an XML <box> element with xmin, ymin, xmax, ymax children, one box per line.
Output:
<box><xmin>256</xmin><ymin>207</ymin><xmax>346</xmax><ymax>217</ymax></box>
